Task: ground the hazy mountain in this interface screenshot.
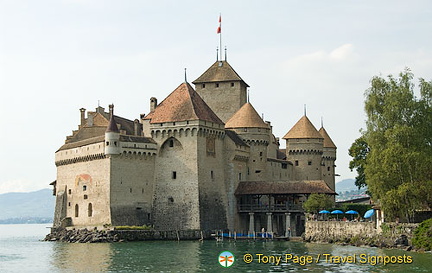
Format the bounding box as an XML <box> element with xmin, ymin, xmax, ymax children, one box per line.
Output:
<box><xmin>0</xmin><ymin>189</ymin><xmax>55</xmax><ymax>221</ymax></box>
<box><xmin>336</xmin><ymin>178</ymin><xmax>360</xmax><ymax>193</ymax></box>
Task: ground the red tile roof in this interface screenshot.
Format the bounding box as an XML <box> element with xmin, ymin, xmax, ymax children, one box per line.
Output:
<box><xmin>192</xmin><ymin>60</ymin><xmax>249</xmax><ymax>87</ymax></box>
<box><xmin>145</xmin><ymin>82</ymin><xmax>223</xmax><ymax>125</ymax></box>
<box><xmin>235</xmin><ymin>180</ymin><xmax>336</xmax><ymax>195</ymax></box>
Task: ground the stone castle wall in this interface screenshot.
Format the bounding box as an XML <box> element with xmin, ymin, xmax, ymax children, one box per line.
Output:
<box><xmin>110</xmin><ymin>153</ymin><xmax>155</xmax><ymax>226</ymax></box>
<box><xmin>152</xmin><ymin>127</ymin><xmax>201</xmax><ymax>230</ymax></box>
<box><xmin>55</xmin><ymin>150</ymin><xmax>111</xmax><ymax>227</ymax></box>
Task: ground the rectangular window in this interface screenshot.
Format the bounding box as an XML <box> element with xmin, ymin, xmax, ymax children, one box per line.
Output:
<box><xmin>215</xmin><ymin>83</ymin><xmax>219</xmax><ymax>88</ymax></box>
<box><xmin>327</xmin><ymin>166</ymin><xmax>331</xmax><ymax>171</ymax></box>
<box><xmin>238</xmin><ymin>173</ymin><xmax>242</xmax><ymax>181</ymax></box>
<box><xmin>211</xmin><ymin>170</ymin><xmax>214</xmax><ymax>179</ymax></box>
<box><xmin>84</xmin><ymin>195</ymin><xmax>88</xmax><ymax>200</ymax></box>
<box><xmin>68</xmin><ymin>189</ymin><xmax>71</xmax><ymax>194</ymax></box>
<box><xmin>295</xmin><ymin>160</ymin><xmax>299</xmax><ymax>166</ymax></box>
<box><xmin>231</xmin><ymin>82</ymin><xmax>234</xmax><ymax>87</ymax></box>
<box><xmin>172</xmin><ymin>171</ymin><xmax>177</xmax><ymax>179</ymax></box>
<box><xmin>202</xmin><ymin>84</ymin><xmax>206</xmax><ymax>88</ymax></box>
<box><xmin>83</xmin><ymin>185</ymin><xmax>87</xmax><ymax>191</ymax></box>
<box><xmin>308</xmin><ymin>161</ymin><xmax>312</xmax><ymax>165</ymax></box>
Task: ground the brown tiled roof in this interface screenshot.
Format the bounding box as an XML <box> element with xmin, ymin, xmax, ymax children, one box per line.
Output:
<box><xmin>192</xmin><ymin>61</ymin><xmax>249</xmax><ymax>87</ymax></box>
<box><xmin>225</xmin><ymin>130</ymin><xmax>249</xmax><ymax>147</ymax></box>
<box><xmin>58</xmin><ymin>135</ymin><xmax>105</xmax><ymax>151</ymax></box>
<box><xmin>234</xmin><ymin>180</ymin><xmax>336</xmax><ymax>195</ymax></box>
<box><xmin>319</xmin><ymin>127</ymin><xmax>337</xmax><ymax>148</ymax></box>
<box><xmin>225</xmin><ymin>103</ymin><xmax>270</xmax><ymax>129</ymax></box>
<box><xmin>283</xmin><ymin>115</ymin><xmax>323</xmax><ymax>139</ymax></box>
<box><xmin>144</xmin><ymin>82</ymin><xmax>224</xmax><ymax>125</ymax></box>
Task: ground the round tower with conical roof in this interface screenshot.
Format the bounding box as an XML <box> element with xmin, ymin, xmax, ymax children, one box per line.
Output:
<box><xmin>225</xmin><ymin>103</ymin><xmax>270</xmax><ymax>181</ymax></box>
<box><xmin>319</xmin><ymin>126</ymin><xmax>337</xmax><ymax>191</ymax></box>
<box><xmin>105</xmin><ymin>104</ymin><xmax>121</xmax><ymax>155</ymax></box>
<box><xmin>283</xmin><ymin>115</ymin><xmax>324</xmax><ymax>181</ymax></box>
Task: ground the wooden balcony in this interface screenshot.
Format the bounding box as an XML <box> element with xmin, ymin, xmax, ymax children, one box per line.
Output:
<box><xmin>238</xmin><ymin>203</ymin><xmax>304</xmax><ymax>213</ymax></box>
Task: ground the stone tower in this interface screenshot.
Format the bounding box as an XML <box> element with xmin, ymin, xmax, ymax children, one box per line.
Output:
<box><xmin>283</xmin><ymin>115</ymin><xmax>324</xmax><ymax>181</ymax></box>
<box><xmin>192</xmin><ymin>60</ymin><xmax>249</xmax><ymax>122</ymax></box>
<box><xmin>144</xmin><ymin>82</ymin><xmax>227</xmax><ymax>231</ymax></box>
<box><xmin>225</xmin><ymin>103</ymin><xmax>270</xmax><ymax>181</ymax></box>
<box><xmin>319</xmin><ymin>126</ymin><xmax>337</xmax><ymax>191</ymax></box>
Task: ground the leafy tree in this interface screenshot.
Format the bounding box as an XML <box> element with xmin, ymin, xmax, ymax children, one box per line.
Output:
<box><xmin>349</xmin><ymin>68</ymin><xmax>432</xmax><ymax>222</ymax></box>
<box><xmin>348</xmin><ymin>136</ymin><xmax>369</xmax><ymax>189</ymax></box>
<box><xmin>303</xmin><ymin>193</ymin><xmax>334</xmax><ymax>213</ymax></box>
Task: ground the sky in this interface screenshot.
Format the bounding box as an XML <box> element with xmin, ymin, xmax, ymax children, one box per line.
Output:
<box><xmin>1</xmin><ymin>0</ymin><xmax>431</xmax><ymax>194</ymax></box>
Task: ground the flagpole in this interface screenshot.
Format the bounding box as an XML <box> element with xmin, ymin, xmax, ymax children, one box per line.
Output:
<box><xmin>219</xmin><ymin>14</ymin><xmax>222</xmax><ymax>61</ymax></box>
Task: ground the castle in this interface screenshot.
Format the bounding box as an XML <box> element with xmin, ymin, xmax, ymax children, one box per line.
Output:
<box><xmin>51</xmin><ymin>57</ymin><xmax>336</xmax><ymax>236</ymax></box>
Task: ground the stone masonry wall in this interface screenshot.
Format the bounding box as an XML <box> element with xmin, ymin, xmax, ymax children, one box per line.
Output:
<box><xmin>305</xmin><ymin>221</ymin><xmax>419</xmax><ymax>248</ymax></box>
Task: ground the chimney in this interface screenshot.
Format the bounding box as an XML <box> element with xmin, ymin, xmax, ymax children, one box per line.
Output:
<box><xmin>150</xmin><ymin>97</ymin><xmax>157</xmax><ymax>112</ymax></box>
<box><xmin>80</xmin><ymin>108</ymin><xmax>86</xmax><ymax>127</ymax></box>
<box><xmin>109</xmin><ymin>104</ymin><xmax>114</xmax><ymax>117</ymax></box>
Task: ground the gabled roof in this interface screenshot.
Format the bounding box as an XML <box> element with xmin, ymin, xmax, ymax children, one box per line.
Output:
<box><xmin>225</xmin><ymin>103</ymin><xmax>269</xmax><ymax>129</ymax></box>
<box><xmin>234</xmin><ymin>180</ymin><xmax>336</xmax><ymax>195</ymax></box>
<box><xmin>283</xmin><ymin>115</ymin><xmax>323</xmax><ymax>139</ymax></box>
<box><xmin>192</xmin><ymin>60</ymin><xmax>249</xmax><ymax>87</ymax></box>
<box><xmin>144</xmin><ymin>82</ymin><xmax>224</xmax><ymax>125</ymax></box>
<box><xmin>319</xmin><ymin>127</ymin><xmax>337</xmax><ymax>149</ymax></box>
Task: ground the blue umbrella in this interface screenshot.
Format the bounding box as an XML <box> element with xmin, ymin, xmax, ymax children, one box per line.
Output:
<box><xmin>364</xmin><ymin>209</ymin><xmax>375</xmax><ymax>218</ymax></box>
<box><xmin>331</xmin><ymin>210</ymin><xmax>344</xmax><ymax>214</ymax></box>
<box><xmin>331</xmin><ymin>210</ymin><xmax>344</xmax><ymax>219</ymax></box>
<box><xmin>345</xmin><ymin>210</ymin><xmax>359</xmax><ymax>214</ymax></box>
<box><xmin>319</xmin><ymin>210</ymin><xmax>330</xmax><ymax>214</ymax></box>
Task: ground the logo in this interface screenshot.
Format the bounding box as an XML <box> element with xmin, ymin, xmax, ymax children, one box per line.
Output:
<box><xmin>219</xmin><ymin>251</ymin><xmax>235</xmax><ymax>268</ymax></box>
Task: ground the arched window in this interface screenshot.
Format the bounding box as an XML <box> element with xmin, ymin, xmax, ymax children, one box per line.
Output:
<box><xmin>88</xmin><ymin>203</ymin><xmax>93</xmax><ymax>217</ymax></box>
<box><xmin>75</xmin><ymin>204</ymin><xmax>79</xmax><ymax>217</ymax></box>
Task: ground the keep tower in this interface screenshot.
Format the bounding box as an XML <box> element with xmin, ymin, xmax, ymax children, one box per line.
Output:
<box><xmin>193</xmin><ymin>60</ymin><xmax>249</xmax><ymax>122</ymax></box>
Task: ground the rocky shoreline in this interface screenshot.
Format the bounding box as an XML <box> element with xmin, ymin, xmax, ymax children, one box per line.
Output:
<box><xmin>44</xmin><ymin>228</ymin><xmax>211</xmax><ymax>243</ymax></box>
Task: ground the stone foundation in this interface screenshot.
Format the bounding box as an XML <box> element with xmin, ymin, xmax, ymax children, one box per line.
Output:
<box><xmin>44</xmin><ymin>228</ymin><xmax>211</xmax><ymax>243</ymax></box>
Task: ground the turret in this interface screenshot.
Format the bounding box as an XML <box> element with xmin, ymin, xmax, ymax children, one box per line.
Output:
<box><xmin>225</xmin><ymin>103</ymin><xmax>270</xmax><ymax>181</ymax></box>
<box><xmin>283</xmin><ymin>115</ymin><xmax>323</xmax><ymax>181</ymax></box>
<box><xmin>105</xmin><ymin>104</ymin><xmax>121</xmax><ymax>155</ymax></box>
<box><xmin>319</xmin><ymin>126</ymin><xmax>337</xmax><ymax>191</ymax></box>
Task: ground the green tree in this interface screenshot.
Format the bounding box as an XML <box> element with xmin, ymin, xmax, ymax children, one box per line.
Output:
<box><xmin>349</xmin><ymin>68</ymin><xmax>432</xmax><ymax>222</ymax></box>
<box><xmin>348</xmin><ymin>136</ymin><xmax>369</xmax><ymax>189</ymax></box>
<box><xmin>303</xmin><ymin>193</ymin><xmax>334</xmax><ymax>213</ymax></box>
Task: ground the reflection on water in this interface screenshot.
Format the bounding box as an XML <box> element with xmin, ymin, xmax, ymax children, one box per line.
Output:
<box><xmin>51</xmin><ymin>243</ymin><xmax>113</xmax><ymax>272</ymax></box>
<box><xmin>0</xmin><ymin>224</ymin><xmax>431</xmax><ymax>273</ymax></box>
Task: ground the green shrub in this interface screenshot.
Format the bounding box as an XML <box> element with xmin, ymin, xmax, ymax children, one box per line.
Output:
<box><xmin>412</xmin><ymin>218</ymin><xmax>432</xmax><ymax>251</ymax></box>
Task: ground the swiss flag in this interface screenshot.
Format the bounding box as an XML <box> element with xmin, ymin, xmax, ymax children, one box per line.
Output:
<box><xmin>217</xmin><ymin>15</ymin><xmax>221</xmax><ymax>34</ymax></box>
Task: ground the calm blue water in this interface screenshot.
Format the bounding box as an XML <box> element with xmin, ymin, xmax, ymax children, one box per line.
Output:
<box><xmin>0</xmin><ymin>224</ymin><xmax>430</xmax><ymax>272</ymax></box>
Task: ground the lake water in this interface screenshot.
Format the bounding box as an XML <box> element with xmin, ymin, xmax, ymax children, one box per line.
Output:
<box><xmin>0</xmin><ymin>224</ymin><xmax>430</xmax><ymax>272</ymax></box>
